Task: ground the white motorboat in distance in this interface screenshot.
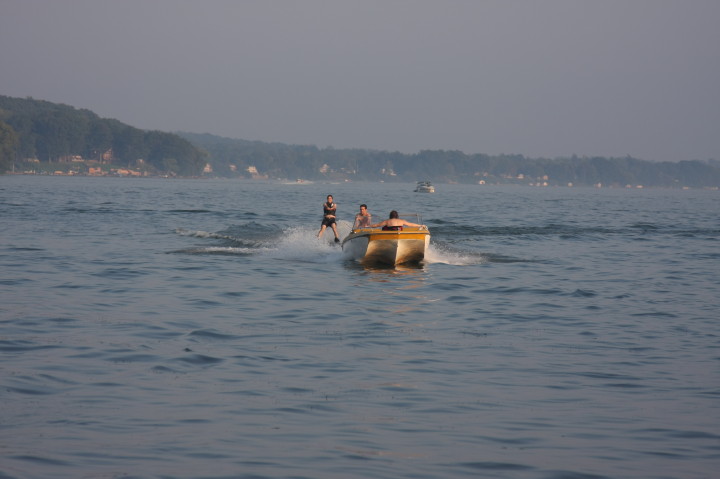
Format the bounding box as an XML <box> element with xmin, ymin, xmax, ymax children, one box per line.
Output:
<box><xmin>341</xmin><ymin>213</ymin><xmax>430</xmax><ymax>266</ymax></box>
<box><xmin>414</xmin><ymin>181</ymin><xmax>435</xmax><ymax>193</ymax></box>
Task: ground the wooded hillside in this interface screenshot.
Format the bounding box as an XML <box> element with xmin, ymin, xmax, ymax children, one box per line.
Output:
<box><xmin>0</xmin><ymin>96</ymin><xmax>205</xmax><ymax>176</ymax></box>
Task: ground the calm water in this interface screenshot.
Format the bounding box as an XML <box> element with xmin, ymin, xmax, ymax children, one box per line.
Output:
<box><xmin>1</xmin><ymin>176</ymin><xmax>718</xmax><ymax>479</ymax></box>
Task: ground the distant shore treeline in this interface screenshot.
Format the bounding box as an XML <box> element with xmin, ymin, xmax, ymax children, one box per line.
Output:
<box><xmin>179</xmin><ymin>132</ymin><xmax>720</xmax><ymax>188</ymax></box>
<box><xmin>1</xmin><ymin>95</ymin><xmax>719</xmax><ymax>187</ymax></box>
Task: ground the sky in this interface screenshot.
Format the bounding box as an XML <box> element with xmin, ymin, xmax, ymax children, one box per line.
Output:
<box><xmin>1</xmin><ymin>0</ymin><xmax>719</xmax><ymax>162</ymax></box>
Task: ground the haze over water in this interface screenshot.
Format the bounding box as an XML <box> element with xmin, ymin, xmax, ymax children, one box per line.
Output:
<box><xmin>1</xmin><ymin>176</ymin><xmax>718</xmax><ymax>479</ymax></box>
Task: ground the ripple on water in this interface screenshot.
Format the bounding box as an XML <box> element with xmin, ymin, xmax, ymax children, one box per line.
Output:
<box><xmin>10</xmin><ymin>455</ymin><xmax>72</xmax><ymax>467</ymax></box>
<box><xmin>187</xmin><ymin>329</ymin><xmax>241</xmax><ymax>340</ymax></box>
<box><xmin>174</xmin><ymin>353</ymin><xmax>225</xmax><ymax>366</ymax></box>
<box><xmin>0</xmin><ymin>339</ymin><xmax>62</xmax><ymax>353</ymax></box>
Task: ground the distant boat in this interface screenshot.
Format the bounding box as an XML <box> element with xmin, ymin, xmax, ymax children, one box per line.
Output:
<box><xmin>414</xmin><ymin>181</ymin><xmax>435</xmax><ymax>193</ymax></box>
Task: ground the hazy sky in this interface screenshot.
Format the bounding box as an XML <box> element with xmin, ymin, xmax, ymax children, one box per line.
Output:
<box><xmin>2</xmin><ymin>0</ymin><xmax>718</xmax><ymax>162</ymax></box>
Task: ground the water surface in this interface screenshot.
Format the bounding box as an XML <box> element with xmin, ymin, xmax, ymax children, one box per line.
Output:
<box><xmin>1</xmin><ymin>176</ymin><xmax>718</xmax><ymax>478</ymax></box>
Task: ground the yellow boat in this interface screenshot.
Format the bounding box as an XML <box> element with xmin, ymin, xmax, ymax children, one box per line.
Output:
<box><xmin>341</xmin><ymin>213</ymin><xmax>430</xmax><ymax>265</ymax></box>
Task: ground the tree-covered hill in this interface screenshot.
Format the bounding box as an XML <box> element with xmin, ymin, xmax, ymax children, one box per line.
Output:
<box><xmin>0</xmin><ymin>95</ymin><xmax>205</xmax><ymax>176</ymax></box>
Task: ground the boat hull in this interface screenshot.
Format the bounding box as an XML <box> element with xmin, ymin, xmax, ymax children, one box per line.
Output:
<box><xmin>341</xmin><ymin>227</ymin><xmax>430</xmax><ymax>265</ymax></box>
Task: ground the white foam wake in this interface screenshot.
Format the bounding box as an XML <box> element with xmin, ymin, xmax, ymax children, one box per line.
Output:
<box><xmin>264</xmin><ymin>226</ymin><xmax>346</xmax><ymax>263</ymax></box>
<box><xmin>424</xmin><ymin>244</ymin><xmax>487</xmax><ymax>265</ymax></box>
<box><xmin>175</xmin><ymin>222</ymin><xmax>483</xmax><ymax>266</ymax></box>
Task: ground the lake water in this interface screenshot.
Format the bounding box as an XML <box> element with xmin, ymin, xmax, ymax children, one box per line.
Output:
<box><xmin>1</xmin><ymin>176</ymin><xmax>718</xmax><ymax>479</ymax></box>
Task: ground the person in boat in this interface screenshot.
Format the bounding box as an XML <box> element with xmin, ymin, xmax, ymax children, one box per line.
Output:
<box><xmin>353</xmin><ymin>204</ymin><xmax>372</xmax><ymax>229</ymax></box>
<box><xmin>317</xmin><ymin>194</ymin><xmax>340</xmax><ymax>242</ymax></box>
<box><xmin>369</xmin><ymin>210</ymin><xmax>422</xmax><ymax>230</ymax></box>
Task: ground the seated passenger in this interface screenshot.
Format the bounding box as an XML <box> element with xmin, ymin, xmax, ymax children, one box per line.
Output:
<box><xmin>353</xmin><ymin>204</ymin><xmax>372</xmax><ymax>229</ymax></box>
<box><xmin>370</xmin><ymin>210</ymin><xmax>422</xmax><ymax>229</ymax></box>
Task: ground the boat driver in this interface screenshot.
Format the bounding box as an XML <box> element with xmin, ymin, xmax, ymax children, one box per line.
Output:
<box><xmin>370</xmin><ymin>210</ymin><xmax>423</xmax><ymax>230</ymax></box>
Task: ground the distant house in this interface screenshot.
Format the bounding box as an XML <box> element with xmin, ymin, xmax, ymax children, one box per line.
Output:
<box><xmin>114</xmin><ymin>168</ymin><xmax>142</xmax><ymax>177</ymax></box>
<box><xmin>101</xmin><ymin>149</ymin><xmax>113</xmax><ymax>164</ymax></box>
<box><xmin>87</xmin><ymin>149</ymin><xmax>113</xmax><ymax>164</ymax></box>
<box><xmin>246</xmin><ymin>165</ymin><xmax>267</xmax><ymax>179</ymax></box>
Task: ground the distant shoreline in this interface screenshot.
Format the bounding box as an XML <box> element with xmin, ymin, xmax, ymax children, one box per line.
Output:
<box><xmin>4</xmin><ymin>171</ymin><xmax>719</xmax><ymax>191</ymax></box>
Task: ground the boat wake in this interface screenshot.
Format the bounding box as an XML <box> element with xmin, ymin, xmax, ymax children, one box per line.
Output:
<box><xmin>266</xmin><ymin>226</ymin><xmax>346</xmax><ymax>263</ymax></box>
<box><xmin>424</xmin><ymin>243</ymin><xmax>488</xmax><ymax>265</ymax></box>
<box><xmin>171</xmin><ymin>223</ymin><xmax>348</xmax><ymax>263</ymax></box>
<box><xmin>172</xmin><ymin>222</ymin><xmax>486</xmax><ymax>266</ymax></box>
